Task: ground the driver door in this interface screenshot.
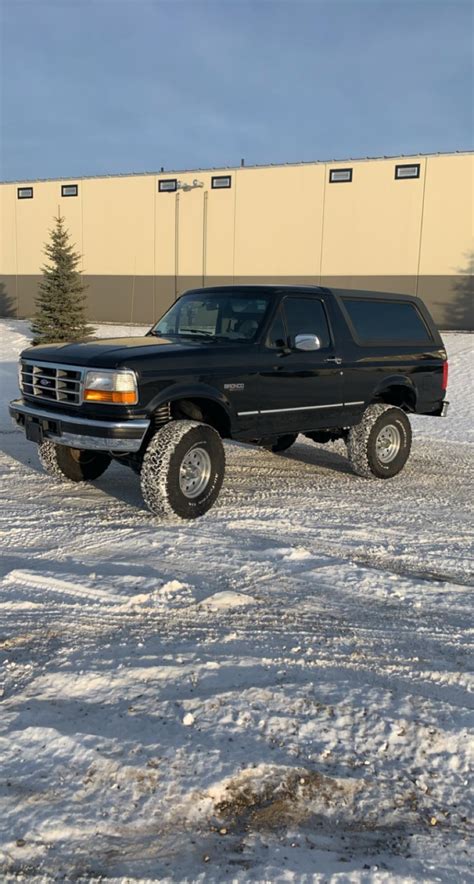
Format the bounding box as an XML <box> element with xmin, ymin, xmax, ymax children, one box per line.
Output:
<box><xmin>257</xmin><ymin>294</ymin><xmax>343</xmax><ymax>435</ymax></box>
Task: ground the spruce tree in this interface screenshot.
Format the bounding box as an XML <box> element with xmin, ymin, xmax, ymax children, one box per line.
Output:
<box><xmin>32</xmin><ymin>214</ymin><xmax>93</xmax><ymax>344</ymax></box>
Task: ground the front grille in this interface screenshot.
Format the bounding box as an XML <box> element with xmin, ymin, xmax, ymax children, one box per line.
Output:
<box><xmin>21</xmin><ymin>361</ymin><xmax>84</xmax><ymax>406</ymax></box>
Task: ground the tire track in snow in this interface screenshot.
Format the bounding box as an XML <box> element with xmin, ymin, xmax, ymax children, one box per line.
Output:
<box><xmin>1</xmin><ymin>570</ymin><xmax>124</xmax><ymax>604</ymax></box>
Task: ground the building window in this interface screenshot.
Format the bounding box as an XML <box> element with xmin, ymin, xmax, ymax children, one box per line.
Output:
<box><xmin>158</xmin><ymin>178</ymin><xmax>178</xmax><ymax>193</ymax></box>
<box><xmin>61</xmin><ymin>184</ymin><xmax>78</xmax><ymax>197</ymax></box>
<box><xmin>329</xmin><ymin>168</ymin><xmax>352</xmax><ymax>183</ymax></box>
<box><xmin>395</xmin><ymin>163</ymin><xmax>420</xmax><ymax>180</ymax></box>
<box><xmin>17</xmin><ymin>186</ymin><xmax>33</xmax><ymax>199</ymax></box>
<box><xmin>211</xmin><ymin>175</ymin><xmax>231</xmax><ymax>189</ymax></box>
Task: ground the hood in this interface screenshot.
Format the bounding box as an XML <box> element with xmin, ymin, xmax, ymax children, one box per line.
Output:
<box><xmin>20</xmin><ymin>335</ymin><xmax>217</xmax><ymax>368</ymax></box>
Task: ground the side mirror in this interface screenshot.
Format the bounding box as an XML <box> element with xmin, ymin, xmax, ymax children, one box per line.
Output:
<box><xmin>294</xmin><ymin>334</ymin><xmax>321</xmax><ymax>352</ymax></box>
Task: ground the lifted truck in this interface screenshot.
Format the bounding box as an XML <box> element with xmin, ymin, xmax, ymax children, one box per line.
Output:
<box><xmin>10</xmin><ymin>286</ymin><xmax>449</xmax><ymax>519</ymax></box>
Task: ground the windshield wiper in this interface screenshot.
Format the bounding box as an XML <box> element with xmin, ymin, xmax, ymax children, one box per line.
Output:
<box><xmin>149</xmin><ymin>329</ymin><xmax>246</xmax><ymax>342</ymax></box>
<box><xmin>179</xmin><ymin>328</ymin><xmax>214</xmax><ymax>337</ymax></box>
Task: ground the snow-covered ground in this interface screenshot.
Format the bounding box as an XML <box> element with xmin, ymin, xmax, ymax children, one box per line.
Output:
<box><xmin>0</xmin><ymin>320</ymin><xmax>472</xmax><ymax>883</ymax></box>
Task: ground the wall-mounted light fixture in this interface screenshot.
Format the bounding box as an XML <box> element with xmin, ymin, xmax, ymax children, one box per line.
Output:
<box><xmin>179</xmin><ymin>179</ymin><xmax>204</xmax><ymax>191</ymax></box>
<box><xmin>17</xmin><ymin>186</ymin><xmax>33</xmax><ymax>199</ymax></box>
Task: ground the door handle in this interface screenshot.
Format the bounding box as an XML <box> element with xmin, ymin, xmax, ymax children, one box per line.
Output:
<box><xmin>325</xmin><ymin>357</ymin><xmax>342</xmax><ymax>365</ymax></box>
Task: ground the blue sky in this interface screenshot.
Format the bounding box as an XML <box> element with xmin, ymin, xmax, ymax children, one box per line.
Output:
<box><xmin>0</xmin><ymin>0</ymin><xmax>472</xmax><ymax>181</ymax></box>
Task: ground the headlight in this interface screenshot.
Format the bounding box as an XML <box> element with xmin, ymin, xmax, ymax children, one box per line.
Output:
<box><xmin>83</xmin><ymin>369</ymin><xmax>138</xmax><ymax>405</ymax></box>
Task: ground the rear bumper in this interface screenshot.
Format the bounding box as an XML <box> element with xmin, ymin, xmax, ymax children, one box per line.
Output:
<box><xmin>9</xmin><ymin>399</ymin><xmax>150</xmax><ymax>452</ymax></box>
<box><xmin>430</xmin><ymin>400</ymin><xmax>450</xmax><ymax>417</ymax></box>
<box><xmin>419</xmin><ymin>399</ymin><xmax>450</xmax><ymax>417</ymax></box>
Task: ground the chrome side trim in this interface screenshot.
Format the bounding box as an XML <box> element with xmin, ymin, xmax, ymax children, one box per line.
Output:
<box><xmin>10</xmin><ymin>400</ymin><xmax>150</xmax><ymax>432</ymax></box>
<box><xmin>238</xmin><ymin>403</ymin><xmax>344</xmax><ymax>416</ymax></box>
<box><xmin>237</xmin><ymin>400</ymin><xmax>368</xmax><ymax>417</ymax></box>
<box><xmin>260</xmin><ymin>403</ymin><xmax>343</xmax><ymax>414</ymax></box>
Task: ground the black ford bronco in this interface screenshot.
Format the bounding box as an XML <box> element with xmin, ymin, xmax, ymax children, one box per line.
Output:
<box><xmin>10</xmin><ymin>286</ymin><xmax>449</xmax><ymax>519</ymax></box>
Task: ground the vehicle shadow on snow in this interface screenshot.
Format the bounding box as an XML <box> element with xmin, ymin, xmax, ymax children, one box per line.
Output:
<box><xmin>0</xmin><ymin>409</ymin><xmax>407</xmax><ymax>517</ymax></box>
<box><xmin>0</xmin><ymin>427</ymin><xmax>44</xmax><ymax>473</ymax></box>
<box><xmin>269</xmin><ymin>439</ymin><xmax>353</xmax><ymax>474</ymax></box>
<box><xmin>99</xmin><ymin>441</ymin><xmax>356</xmax><ymax>514</ymax></box>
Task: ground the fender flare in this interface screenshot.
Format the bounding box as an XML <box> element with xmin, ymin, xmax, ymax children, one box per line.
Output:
<box><xmin>370</xmin><ymin>374</ymin><xmax>418</xmax><ymax>409</ymax></box>
<box><xmin>146</xmin><ymin>382</ymin><xmax>235</xmax><ymax>422</ymax></box>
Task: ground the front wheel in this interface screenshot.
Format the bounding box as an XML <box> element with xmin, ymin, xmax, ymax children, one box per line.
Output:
<box><xmin>347</xmin><ymin>405</ymin><xmax>412</xmax><ymax>479</ymax></box>
<box><xmin>38</xmin><ymin>441</ymin><xmax>111</xmax><ymax>483</ymax></box>
<box><xmin>140</xmin><ymin>420</ymin><xmax>225</xmax><ymax>519</ymax></box>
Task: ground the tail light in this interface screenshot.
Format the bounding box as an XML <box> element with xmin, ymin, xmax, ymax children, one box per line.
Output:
<box><xmin>442</xmin><ymin>360</ymin><xmax>448</xmax><ymax>391</ymax></box>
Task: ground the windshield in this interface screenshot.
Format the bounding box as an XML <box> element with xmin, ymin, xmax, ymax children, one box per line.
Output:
<box><xmin>151</xmin><ymin>291</ymin><xmax>272</xmax><ymax>342</ymax></box>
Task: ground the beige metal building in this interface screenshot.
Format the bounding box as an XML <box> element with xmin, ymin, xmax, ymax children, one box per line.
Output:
<box><xmin>1</xmin><ymin>151</ymin><xmax>473</xmax><ymax>329</ymax></box>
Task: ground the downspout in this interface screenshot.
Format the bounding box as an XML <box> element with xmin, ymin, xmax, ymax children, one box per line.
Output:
<box><xmin>174</xmin><ymin>192</ymin><xmax>180</xmax><ymax>301</ymax></box>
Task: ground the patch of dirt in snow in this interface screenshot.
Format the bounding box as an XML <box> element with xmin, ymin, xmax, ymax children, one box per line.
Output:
<box><xmin>212</xmin><ymin>764</ymin><xmax>360</xmax><ymax>830</ymax></box>
<box><xmin>208</xmin><ymin>759</ymin><xmax>470</xmax><ymax>854</ymax></box>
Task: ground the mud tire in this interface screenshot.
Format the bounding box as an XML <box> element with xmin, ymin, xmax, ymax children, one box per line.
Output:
<box><xmin>38</xmin><ymin>441</ymin><xmax>111</xmax><ymax>483</ymax></box>
<box><xmin>140</xmin><ymin>420</ymin><xmax>225</xmax><ymax>519</ymax></box>
<box><xmin>347</xmin><ymin>404</ymin><xmax>412</xmax><ymax>479</ymax></box>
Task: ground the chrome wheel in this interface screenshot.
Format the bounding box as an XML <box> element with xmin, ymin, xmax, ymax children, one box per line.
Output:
<box><xmin>375</xmin><ymin>424</ymin><xmax>401</xmax><ymax>464</ymax></box>
<box><xmin>179</xmin><ymin>446</ymin><xmax>212</xmax><ymax>498</ymax></box>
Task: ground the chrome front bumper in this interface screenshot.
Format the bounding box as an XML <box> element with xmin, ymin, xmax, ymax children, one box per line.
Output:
<box><xmin>9</xmin><ymin>399</ymin><xmax>150</xmax><ymax>452</ymax></box>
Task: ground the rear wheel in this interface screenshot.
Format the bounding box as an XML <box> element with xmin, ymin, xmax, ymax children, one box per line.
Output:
<box><xmin>140</xmin><ymin>420</ymin><xmax>225</xmax><ymax>519</ymax></box>
<box><xmin>38</xmin><ymin>441</ymin><xmax>111</xmax><ymax>483</ymax></box>
<box><xmin>347</xmin><ymin>404</ymin><xmax>412</xmax><ymax>479</ymax></box>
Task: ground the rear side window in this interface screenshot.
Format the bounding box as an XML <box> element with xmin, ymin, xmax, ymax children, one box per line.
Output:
<box><xmin>283</xmin><ymin>298</ymin><xmax>331</xmax><ymax>348</ymax></box>
<box><xmin>342</xmin><ymin>298</ymin><xmax>432</xmax><ymax>344</ymax></box>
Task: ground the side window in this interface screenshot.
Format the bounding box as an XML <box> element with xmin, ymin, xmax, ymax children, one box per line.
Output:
<box><xmin>283</xmin><ymin>298</ymin><xmax>331</xmax><ymax>349</ymax></box>
<box><xmin>342</xmin><ymin>299</ymin><xmax>433</xmax><ymax>344</ymax></box>
<box><xmin>265</xmin><ymin>308</ymin><xmax>287</xmax><ymax>349</ymax></box>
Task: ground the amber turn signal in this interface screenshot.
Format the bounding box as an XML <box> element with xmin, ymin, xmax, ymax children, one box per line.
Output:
<box><xmin>84</xmin><ymin>389</ymin><xmax>137</xmax><ymax>404</ymax></box>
